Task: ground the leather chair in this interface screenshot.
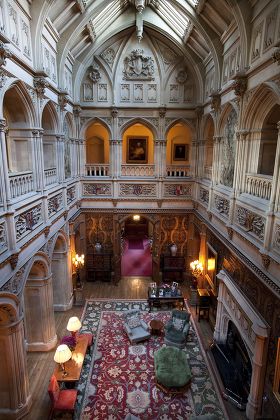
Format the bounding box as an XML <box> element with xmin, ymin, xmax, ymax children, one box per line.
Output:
<box><xmin>164</xmin><ymin>309</ymin><xmax>190</xmax><ymax>349</ymax></box>
<box><xmin>123</xmin><ymin>309</ymin><xmax>151</xmax><ymax>344</ymax></box>
<box><xmin>48</xmin><ymin>374</ymin><xmax>77</xmax><ymax>419</ymax></box>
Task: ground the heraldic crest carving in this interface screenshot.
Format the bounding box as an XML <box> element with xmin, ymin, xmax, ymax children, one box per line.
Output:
<box><xmin>123</xmin><ymin>49</ymin><xmax>154</xmax><ymax>80</ymax></box>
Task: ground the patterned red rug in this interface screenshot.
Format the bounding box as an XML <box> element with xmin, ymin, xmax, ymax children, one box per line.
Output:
<box><xmin>78</xmin><ymin>301</ymin><xmax>225</xmax><ymax>420</ymax></box>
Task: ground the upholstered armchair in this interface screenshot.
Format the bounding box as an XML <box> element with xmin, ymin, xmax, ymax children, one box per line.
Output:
<box><xmin>164</xmin><ymin>309</ymin><xmax>190</xmax><ymax>349</ymax></box>
<box><xmin>123</xmin><ymin>309</ymin><xmax>151</xmax><ymax>344</ymax></box>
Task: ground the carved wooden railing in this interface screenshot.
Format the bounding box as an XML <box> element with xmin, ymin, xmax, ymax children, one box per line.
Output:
<box><xmin>85</xmin><ymin>164</ymin><xmax>110</xmax><ymax>177</ymax></box>
<box><xmin>9</xmin><ymin>171</ymin><xmax>34</xmax><ymax>198</ymax></box>
<box><xmin>245</xmin><ymin>173</ymin><xmax>272</xmax><ymax>200</ymax></box>
<box><xmin>44</xmin><ymin>168</ymin><xmax>57</xmax><ymax>186</ymax></box>
<box><xmin>121</xmin><ymin>164</ymin><xmax>155</xmax><ymax>177</ymax></box>
<box><xmin>166</xmin><ymin>165</ymin><xmax>191</xmax><ymax>177</ymax></box>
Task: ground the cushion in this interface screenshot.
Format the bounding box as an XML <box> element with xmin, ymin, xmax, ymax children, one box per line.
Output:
<box><xmin>127</xmin><ymin>316</ymin><xmax>141</xmax><ymax>329</ymax></box>
<box><xmin>154</xmin><ymin>346</ymin><xmax>191</xmax><ymax>388</ymax></box>
<box><xmin>172</xmin><ymin>317</ymin><xmax>185</xmax><ymax>331</ymax></box>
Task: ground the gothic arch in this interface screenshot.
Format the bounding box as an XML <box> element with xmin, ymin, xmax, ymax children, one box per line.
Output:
<box><xmin>1</xmin><ymin>80</ymin><xmax>36</xmax><ymax>126</ymax></box>
<box><xmin>80</xmin><ymin>117</ymin><xmax>112</xmax><ymax>140</ymax></box>
<box><xmin>41</xmin><ymin>100</ymin><xmax>59</xmax><ymax>132</ymax></box>
<box><xmin>120</xmin><ymin>118</ymin><xmax>157</xmax><ymax>139</ymax></box>
<box><xmin>165</xmin><ymin>118</ymin><xmax>195</xmax><ymax>138</ymax></box>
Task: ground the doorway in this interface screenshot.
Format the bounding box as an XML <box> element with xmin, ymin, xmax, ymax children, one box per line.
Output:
<box><xmin>121</xmin><ymin>215</ymin><xmax>152</xmax><ymax>277</ymax></box>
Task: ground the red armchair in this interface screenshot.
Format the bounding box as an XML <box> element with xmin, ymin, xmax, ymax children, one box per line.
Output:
<box><xmin>48</xmin><ymin>375</ymin><xmax>77</xmax><ymax>419</ymax></box>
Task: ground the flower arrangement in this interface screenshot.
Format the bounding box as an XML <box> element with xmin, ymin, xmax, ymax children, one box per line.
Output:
<box><xmin>60</xmin><ymin>335</ymin><xmax>76</xmax><ymax>351</ymax></box>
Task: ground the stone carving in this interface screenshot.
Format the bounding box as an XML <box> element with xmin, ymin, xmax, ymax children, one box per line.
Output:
<box><xmin>123</xmin><ymin>49</ymin><xmax>154</xmax><ymax>80</ymax></box>
<box><xmin>133</xmin><ymin>84</ymin><xmax>143</xmax><ymax>101</ymax></box>
<box><xmin>15</xmin><ymin>204</ymin><xmax>43</xmax><ymax>240</ymax></box>
<box><xmin>43</xmin><ymin>226</ymin><xmax>50</xmax><ymax>238</ymax></box>
<box><xmin>273</xmin><ymin>224</ymin><xmax>280</xmax><ymax>250</ymax></box>
<box><xmin>147</xmin><ymin>84</ymin><xmax>157</xmax><ymax>102</ymax></box>
<box><xmin>48</xmin><ymin>193</ymin><xmax>63</xmax><ymax>217</ymax></box>
<box><xmin>0</xmin><ymin>222</ymin><xmax>7</xmax><ymax>253</ymax></box>
<box><xmin>159</xmin><ymin>106</ymin><xmax>166</xmax><ymax>118</ymax></box>
<box><xmin>9</xmin><ymin>252</ymin><xmax>19</xmax><ymax>270</ymax></box>
<box><xmin>121</xmin><ymin>84</ymin><xmax>130</xmax><ymax>101</ymax></box>
<box><xmin>34</xmin><ymin>76</ymin><xmax>49</xmax><ymax>99</ymax></box>
<box><xmin>0</xmin><ymin>41</ymin><xmax>11</xmax><ymax>67</ymax></box>
<box><xmin>118</xmin><ymin>117</ymin><xmax>131</xmax><ymax>127</ymax></box>
<box><xmin>67</xmin><ymin>186</ymin><xmax>76</xmax><ymax>204</ymax></box>
<box><xmin>164</xmin><ymin>184</ymin><xmax>192</xmax><ymax>197</ymax></box>
<box><xmin>220</xmin><ymin>109</ymin><xmax>237</xmax><ymax>187</ymax></box>
<box><xmin>73</xmin><ymin>105</ymin><xmax>82</xmax><ymax>117</ymax></box>
<box><xmin>214</xmin><ymin>195</ymin><xmax>230</xmax><ymax>216</ymax></box>
<box><xmin>210</xmin><ymin>92</ymin><xmax>221</xmax><ymax>113</ymax></box>
<box><xmin>232</xmin><ymin>73</ymin><xmax>247</xmax><ymax>97</ymax></box>
<box><xmin>58</xmin><ymin>92</ymin><xmax>69</xmax><ymax>110</ymax></box>
<box><xmin>236</xmin><ymin>206</ymin><xmax>265</xmax><ymax>240</ymax></box>
<box><xmin>8</xmin><ymin>3</ymin><xmax>19</xmax><ymax>46</ymax></box>
<box><xmin>83</xmin><ymin>183</ymin><xmax>111</xmax><ymax>195</ymax></box>
<box><xmin>170</xmin><ymin>84</ymin><xmax>179</xmax><ymax>102</ymax></box>
<box><xmin>260</xmin><ymin>252</ymin><xmax>271</xmax><ymax>270</ymax></box>
<box><xmin>119</xmin><ymin>183</ymin><xmax>156</xmax><ymax>196</ymax></box>
<box><xmin>101</xmin><ymin>47</ymin><xmax>116</xmax><ymax>67</ymax></box>
<box><xmin>251</xmin><ymin>22</ymin><xmax>263</xmax><ymax>60</ymax></box>
<box><xmin>89</xmin><ymin>61</ymin><xmax>101</xmax><ymax>83</ymax></box>
<box><xmin>227</xmin><ymin>226</ymin><xmax>234</xmax><ymax>240</ymax></box>
<box><xmin>176</xmin><ymin>69</ymin><xmax>188</xmax><ymax>84</ymax></box>
<box><xmin>272</xmin><ymin>48</ymin><xmax>280</xmax><ymax>65</ymax></box>
<box><xmin>0</xmin><ymin>266</ymin><xmax>25</xmax><ymax>295</ymax></box>
<box><xmin>98</xmin><ymin>83</ymin><xmax>107</xmax><ymax>101</ymax></box>
<box><xmin>111</xmin><ymin>107</ymin><xmax>118</xmax><ymax>118</ymax></box>
<box><xmin>21</xmin><ymin>19</ymin><xmax>31</xmax><ymax>57</ymax></box>
<box><xmin>199</xmin><ymin>188</ymin><xmax>209</xmax><ymax>204</ymax></box>
<box><xmin>263</xmin><ymin>9</ymin><xmax>277</xmax><ymax>50</ymax></box>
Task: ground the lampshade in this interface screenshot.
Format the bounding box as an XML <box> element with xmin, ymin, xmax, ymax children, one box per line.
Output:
<box><xmin>67</xmin><ymin>316</ymin><xmax>82</xmax><ymax>332</ymax></box>
<box><xmin>54</xmin><ymin>344</ymin><xmax>72</xmax><ymax>364</ymax></box>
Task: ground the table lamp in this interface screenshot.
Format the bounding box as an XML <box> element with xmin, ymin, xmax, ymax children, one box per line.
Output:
<box><xmin>54</xmin><ymin>344</ymin><xmax>72</xmax><ymax>377</ymax></box>
<box><xmin>67</xmin><ymin>316</ymin><xmax>82</xmax><ymax>344</ymax></box>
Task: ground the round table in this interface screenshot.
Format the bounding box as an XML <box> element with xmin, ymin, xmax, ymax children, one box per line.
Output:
<box><xmin>150</xmin><ymin>319</ymin><xmax>164</xmax><ymax>336</ymax></box>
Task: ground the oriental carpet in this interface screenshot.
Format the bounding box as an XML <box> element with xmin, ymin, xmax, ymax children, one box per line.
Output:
<box><xmin>74</xmin><ymin>299</ymin><xmax>226</xmax><ymax>420</ymax></box>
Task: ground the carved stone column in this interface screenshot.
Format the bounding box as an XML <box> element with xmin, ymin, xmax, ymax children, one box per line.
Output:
<box><xmin>56</xmin><ymin>135</ymin><xmax>65</xmax><ymax>183</ymax></box>
<box><xmin>212</xmin><ymin>135</ymin><xmax>221</xmax><ymax>185</ymax></box>
<box><xmin>155</xmin><ymin>139</ymin><xmax>165</xmax><ymax>178</ymax></box>
<box><xmin>52</xmin><ymin>249</ymin><xmax>73</xmax><ymax>311</ymax></box>
<box><xmin>0</xmin><ymin>292</ymin><xmax>32</xmax><ymax>419</ymax></box>
<box><xmin>0</xmin><ymin>119</ymin><xmax>11</xmax><ymax>207</ymax></box>
<box><xmin>32</xmin><ymin>129</ymin><xmax>45</xmax><ymax>191</ymax></box>
<box><xmin>24</xmin><ymin>273</ymin><xmax>57</xmax><ymax>351</ymax></box>
<box><xmin>110</xmin><ymin>140</ymin><xmax>118</xmax><ymax>179</ymax></box>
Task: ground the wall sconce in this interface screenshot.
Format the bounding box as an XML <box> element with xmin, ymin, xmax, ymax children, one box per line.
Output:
<box><xmin>133</xmin><ymin>214</ymin><xmax>140</xmax><ymax>221</ymax></box>
<box><xmin>190</xmin><ymin>260</ymin><xmax>203</xmax><ymax>278</ymax></box>
<box><xmin>67</xmin><ymin>316</ymin><xmax>82</xmax><ymax>344</ymax></box>
<box><xmin>54</xmin><ymin>344</ymin><xmax>72</xmax><ymax>377</ymax></box>
<box><xmin>72</xmin><ymin>254</ymin><xmax>85</xmax><ymax>288</ymax></box>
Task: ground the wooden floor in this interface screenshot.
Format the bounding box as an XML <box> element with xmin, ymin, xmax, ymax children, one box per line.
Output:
<box><xmin>24</xmin><ymin>277</ymin><xmax>246</xmax><ymax>420</ymax></box>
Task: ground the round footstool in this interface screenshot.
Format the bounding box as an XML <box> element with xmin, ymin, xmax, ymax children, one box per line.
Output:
<box><xmin>154</xmin><ymin>346</ymin><xmax>191</xmax><ymax>393</ymax></box>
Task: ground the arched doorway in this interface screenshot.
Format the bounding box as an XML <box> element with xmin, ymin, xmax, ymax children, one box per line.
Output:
<box><xmin>121</xmin><ymin>215</ymin><xmax>153</xmax><ymax>277</ymax></box>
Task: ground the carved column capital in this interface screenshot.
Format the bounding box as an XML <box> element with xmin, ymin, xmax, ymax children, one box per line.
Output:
<box><xmin>34</xmin><ymin>75</ymin><xmax>49</xmax><ymax>99</ymax></box>
<box><xmin>232</xmin><ymin>73</ymin><xmax>247</xmax><ymax>97</ymax></box>
<box><xmin>0</xmin><ymin>41</ymin><xmax>12</xmax><ymax>67</ymax></box>
<box><xmin>111</xmin><ymin>106</ymin><xmax>118</xmax><ymax>118</ymax></box>
<box><xmin>272</xmin><ymin>48</ymin><xmax>280</xmax><ymax>65</ymax></box>
<box><xmin>9</xmin><ymin>251</ymin><xmax>20</xmax><ymax>270</ymax></box>
<box><xmin>58</xmin><ymin>92</ymin><xmax>69</xmax><ymax>110</ymax></box>
<box><xmin>210</xmin><ymin>92</ymin><xmax>221</xmax><ymax>113</ymax></box>
<box><xmin>73</xmin><ymin>105</ymin><xmax>82</xmax><ymax>117</ymax></box>
<box><xmin>159</xmin><ymin>106</ymin><xmax>166</xmax><ymax>118</ymax></box>
<box><xmin>260</xmin><ymin>252</ymin><xmax>271</xmax><ymax>270</ymax></box>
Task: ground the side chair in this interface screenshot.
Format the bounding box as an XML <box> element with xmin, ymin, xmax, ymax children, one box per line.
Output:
<box><xmin>48</xmin><ymin>374</ymin><xmax>77</xmax><ymax>419</ymax></box>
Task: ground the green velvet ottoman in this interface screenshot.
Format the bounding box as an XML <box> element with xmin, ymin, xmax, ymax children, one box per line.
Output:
<box><xmin>154</xmin><ymin>346</ymin><xmax>192</xmax><ymax>393</ymax></box>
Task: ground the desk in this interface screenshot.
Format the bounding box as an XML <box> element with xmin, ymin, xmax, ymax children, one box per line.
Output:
<box><xmin>148</xmin><ymin>287</ymin><xmax>185</xmax><ymax>312</ymax></box>
<box><xmin>54</xmin><ymin>335</ymin><xmax>88</xmax><ymax>383</ymax></box>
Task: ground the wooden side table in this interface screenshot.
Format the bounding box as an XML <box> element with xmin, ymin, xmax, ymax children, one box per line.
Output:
<box><xmin>150</xmin><ymin>319</ymin><xmax>164</xmax><ymax>335</ymax></box>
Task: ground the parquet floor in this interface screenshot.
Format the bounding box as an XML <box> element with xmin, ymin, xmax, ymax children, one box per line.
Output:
<box><xmin>23</xmin><ymin>277</ymin><xmax>245</xmax><ymax>420</ymax></box>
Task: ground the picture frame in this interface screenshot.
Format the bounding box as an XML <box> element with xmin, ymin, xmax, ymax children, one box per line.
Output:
<box><xmin>205</xmin><ymin>242</ymin><xmax>218</xmax><ymax>292</ymax></box>
<box><xmin>173</xmin><ymin>143</ymin><xmax>189</xmax><ymax>161</ymax></box>
<box><xmin>127</xmin><ymin>136</ymin><xmax>148</xmax><ymax>164</ymax></box>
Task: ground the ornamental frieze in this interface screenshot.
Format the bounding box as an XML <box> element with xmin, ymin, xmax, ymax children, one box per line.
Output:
<box><xmin>48</xmin><ymin>193</ymin><xmax>63</xmax><ymax>217</ymax></box>
<box><xmin>83</xmin><ymin>183</ymin><xmax>111</xmax><ymax>196</ymax></box>
<box><xmin>0</xmin><ymin>222</ymin><xmax>7</xmax><ymax>254</ymax></box>
<box><xmin>199</xmin><ymin>188</ymin><xmax>209</xmax><ymax>204</ymax></box>
<box><xmin>214</xmin><ymin>195</ymin><xmax>229</xmax><ymax>216</ymax></box>
<box><xmin>235</xmin><ymin>206</ymin><xmax>265</xmax><ymax>240</ymax></box>
<box><xmin>273</xmin><ymin>224</ymin><xmax>280</xmax><ymax>252</ymax></box>
<box><xmin>15</xmin><ymin>204</ymin><xmax>43</xmax><ymax>240</ymax></box>
<box><xmin>164</xmin><ymin>184</ymin><xmax>192</xmax><ymax>197</ymax></box>
<box><xmin>67</xmin><ymin>186</ymin><xmax>76</xmax><ymax>204</ymax></box>
<box><xmin>0</xmin><ymin>266</ymin><xmax>26</xmax><ymax>295</ymax></box>
<box><xmin>119</xmin><ymin>183</ymin><xmax>156</xmax><ymax>196</ymax></box>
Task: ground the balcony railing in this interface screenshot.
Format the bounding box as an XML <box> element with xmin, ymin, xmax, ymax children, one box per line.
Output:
<box><xmin>121</xmin><ymin>164</ymin><xmax>155</xmax><ymax>177</ymax></box>
<box><xmin>166</xmin><ymin>165</ymin><xmax>191</xmax><ymax>177</ymax></box>
<box><xmin>9</xmin><ymin>171</ymin><xmax>34</xmax><ymax>198</ymax></box>
<box><xmin>245</xmin><ymin>173</ymin><xmax>272</xmax><ymax>201</ymax></box>
<box><xmin>85</xmin><ymin>164</ymin><xmax>110</xmax><ymax>177</ymax></box>
<box><xmin>44</xmin><ymin>168</ymin><xmax>57</xmax><ymax>186</ymax></box>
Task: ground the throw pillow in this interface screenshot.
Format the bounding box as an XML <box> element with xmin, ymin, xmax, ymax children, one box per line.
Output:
<box><xmin>127</xmin><ymin>316</ymin><xmax>141</xmax><ymax>329</ymax></box>
<box><xmin>172</xmin><ymin>317</ymin><xmax>185</xmax><ymax>331</ymax></box>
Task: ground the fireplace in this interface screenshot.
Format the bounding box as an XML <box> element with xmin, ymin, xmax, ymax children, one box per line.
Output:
<box><xmin>212</xmin><ymin>270</ymin><xmax>270</xmax><ymax>420</ymax></box>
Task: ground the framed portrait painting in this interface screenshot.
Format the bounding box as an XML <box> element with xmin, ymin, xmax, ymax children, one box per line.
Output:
<box><xmin>205</xmin><ymin>242</ymin><xmax>218</xmax><ymax>292</ymax></box>
<box><xmin>127</xmin><ymin>137</ymin><xmax>148</xmax><ymax>164</ymax></box>
<box><xmin>173</xmin><ymin>143</ymin><xmax>189</xmax><ymax>161</ymax></box>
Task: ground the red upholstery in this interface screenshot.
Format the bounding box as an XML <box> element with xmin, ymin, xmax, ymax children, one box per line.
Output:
<box><xmin>48</xmin><ymin>375</ymin><xmax>77</xmax><ymax>418</ymax></box>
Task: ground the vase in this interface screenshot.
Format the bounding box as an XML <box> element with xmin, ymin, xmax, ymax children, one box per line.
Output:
<box><xmin>170</xmin><ymin>244</ymin><xmax>177</xmax><ymax>256</ymax></box>
<box><xmin>95</xmin><ymin>242</ymin><xmax>102</xmax><ymax>252</ymax></box>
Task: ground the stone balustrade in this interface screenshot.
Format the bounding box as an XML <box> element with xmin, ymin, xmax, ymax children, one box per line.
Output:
<box><xmin>9</xmin><ymin>171</ymin><xmax>34</xmax><ymax>198</ymax></box>
<box><xmin>204</xmin><ymin>165</ymin><xmax>212</xmax><ymax>180</ymax></box>
<box><xmin>121</xmin><ymin>164</ymin><xmax>155</xmax><ymax>177</ymax></box>
<box><xmin>44</xmin><ymin>168</ymin><xmax>57</xmax><ymax>186</ymax></box>
<box><xmin>166</xmin><ymin>165</ymin><xmax>191</xmax><ymax>178</ymax></box>
<box><xmin>85</xmin><ymin>164</ymin><xmax>110</xmax><ymax>177</ymax></box>
<box><xmin>245</xmin><ymin>173</ymin><xmax>272</xmax><ymax>201</ymax></box>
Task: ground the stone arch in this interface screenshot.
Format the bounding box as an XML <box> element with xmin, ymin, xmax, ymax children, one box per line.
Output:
<box><xmin>50</xmin><ymin>231</ymin><xmax>73</xmax><ymax>311</ymax></box>
<box><xmin>85</xmin><ymin>120</ymin><xmax>111</xmax><ymax>169</ymax></box>
<box><xmin>41</xmin><ymin>101</ymin><xmax>60</xmax><ymax>186</ymax></box>
<box><xmin>0</xmin><ymin>292</ymin><xmax>32</xmax><ymax>418</ymax></box>
<box><xmin>41</xmin><ymin>100</ymin><xmax>59</xmax><ymax>132</ymax></box>
<box><xmin>165</xmin><ymin>120</ymin><xmax>193</xmax><ymax>168</ymax></box>
<box><xmin>23</xmin><ymin>252</ymin><xmax>57</xmax><ymax>351</ymax></box>
<box><xmin>80</xmin><ymin>116</ymin><xmax>112</xmax><ymax>139</ymax></box>
<box><xmin>120</xmin><ymin>117</ymin><xmax>157</xmax><ymax>139</ymax></box>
